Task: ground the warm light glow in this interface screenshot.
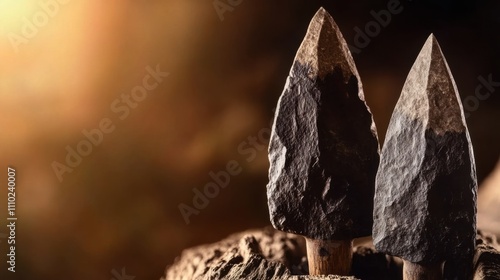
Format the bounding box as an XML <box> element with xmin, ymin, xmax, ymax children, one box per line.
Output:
<box><xmin>0</xmin><ymin>0</ymin><xmax>37</xmax><ymax>32</ymax></box>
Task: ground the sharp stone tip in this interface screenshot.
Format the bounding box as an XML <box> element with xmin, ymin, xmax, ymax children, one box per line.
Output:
<box><xmin>293</xmin><ymin>8</ymin><xmax>357</xmax><ymax>81</ymax></box>
<box><xmin>421</xmin><ymin>34</ymin><xmax>442</xmax><ymax>57</ymax></box>
<box><xmin>316</xmin><ymin>7</ymin><xmax>328</xmax><ymax>15</ymax></box>
<box><xmin>396</xmin><ymin>33</ymin><xmax>466</xmax><ymax>134</ymax></box>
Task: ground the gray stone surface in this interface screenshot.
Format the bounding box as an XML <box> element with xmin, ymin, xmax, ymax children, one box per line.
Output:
<box><xmin>267</xmin><ymin>7</ymin><xmax>380</xmax><ymax>241</ymax></box>
<box><xmin>373</xmin><ymin>34</ymin><xmax>477</xmax><ymax>267</ymax></box>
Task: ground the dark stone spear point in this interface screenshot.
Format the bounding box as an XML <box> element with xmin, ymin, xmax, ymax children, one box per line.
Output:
<box><xmin>267</xmin><ymin>8</ymin><xmax>380</xmax><ymax>241</ymax></box>
<box><xmin>373</xmin><ymin>34</ymin><xmax>478</xmax><ymax>265</ymax></box>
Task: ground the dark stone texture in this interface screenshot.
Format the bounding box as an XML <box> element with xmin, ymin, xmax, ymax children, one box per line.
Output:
<box><xmin>162</xmin><ymin>227</ymin><xmax>397</xmax><ymax>280</ymax></box>
<box><xmin>161</xmin><ymin>228</ymin><xmax>500</xmax><ymax>280</ymax></box>
<box><xmin>267</xmin><ymin>8</ymin><xmax>380</xmax><ymax>240</ymax></box>
<box><xmin>163</xmin><ymin>227</ymin><xmax>298</xmax><ymax>280</ymax></box>
<box><xmin>373</xmin><ymin>35</ymin><xmax>477</xmax><ymax>267</ymax></box>
<box><xmin>472</xmin><ymin>231</ymin><xmax>500</xmax><ymax>280</ymax></box>
<box><xmin>472</xmin><ymin>243</ymin><xmax>500</xmax><ymax>279</ymax></box>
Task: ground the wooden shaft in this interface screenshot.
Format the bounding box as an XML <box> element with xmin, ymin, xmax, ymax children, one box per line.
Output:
<box><xmin>305</xmin><ymin>238</ymin><xmax>353</xmax><ymax>275</ymax></box>
<box><xmin>403</xmin><ymin>260</ymin><xmax>443</xmax><ymax>280</ymax></box>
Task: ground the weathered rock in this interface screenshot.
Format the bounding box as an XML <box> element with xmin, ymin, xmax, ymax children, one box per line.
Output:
<box><xmin>267</xmin><ymin>7</ymin><xmax>380</xmax><ymax>241</ymax></box>
<box><xmin>162</xmin><ymin>228</ymin><xmax>500</xmax><ymax>279</ymax></box>
<box><xmin>162</xmin><ymin>227</ymin><xmax>397</xmax><ymax>280</ymax></box>
<box><xmin>477</xmin><ymin>230</ymin><xmax>500</xmax><ymax>251</ymax></box>
<box><xmin>473</xmin><ymin>232</ymin><xmax>500</xmax><ymax>279</ymax></box>
<box><xmin>162</xmin><ymin>228</ymin><xmax>300</xmax><ymax>280</ymax></box>
<box><xmin>373</xmin><ymin>34</ymin><xmax>477</xmax><ymax>267</ymax></box>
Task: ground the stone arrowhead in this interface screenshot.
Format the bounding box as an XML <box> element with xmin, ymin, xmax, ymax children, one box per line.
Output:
<box><xmin>373</xmin><ymin>34</ymin><xmax>478</xmax><ymax>265</ymax></box>
<box><xmin>267</xmin><ymin>7</ymin><xmax>380</xmax><ymax>240</ymax></box>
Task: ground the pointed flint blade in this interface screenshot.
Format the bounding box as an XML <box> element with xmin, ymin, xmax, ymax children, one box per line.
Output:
<box><xmin>373</xmin><ymin>34</ymin><xmax>478</xmax><ymax>264</ymax></box>
<box><xmin>266</xmin><ymin>8</ymin><xmax>380</xmax><ymax>240</ymax></box>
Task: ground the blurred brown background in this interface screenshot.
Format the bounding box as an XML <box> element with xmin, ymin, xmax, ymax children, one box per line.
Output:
<box><xmin>0</xmin><ymin>0</ymin><xmax>498</xmax><ymax>279</ymax></box>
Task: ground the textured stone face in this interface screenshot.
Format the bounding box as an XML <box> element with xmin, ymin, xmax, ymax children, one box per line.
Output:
<box><xmin>472</xmin><ymin>233</ymin><xmax>500</xmax><ymax>280</ymax></box>
<box><xmin>267</xmin><ymin>8</ymin><xmax>380</xmax><ymax>240</ymax></box>
<box><xmin>373</xmin><ymin>35</ymin><xmax>477</xmax><ymax>264</ymax></box>
<box><xmin>162</xmin><ymin>228</ymin><xmax>500</xmax><ymax>280</ymax></box>
<box><xmin>162</xmin><ymin>227</ymin><xmax>395</xmax><ymax>280</ymax></box>
<box><xmin>473</xmin><ymin>245</ymin><xmax>500</xmax><ymax>279</ymax></box>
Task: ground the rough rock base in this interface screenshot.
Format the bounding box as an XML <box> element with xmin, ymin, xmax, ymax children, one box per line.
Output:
<box><xmin>162</xmin><ymin>228</ymin><xmax>500</xmax><ymax>280</ymax></box>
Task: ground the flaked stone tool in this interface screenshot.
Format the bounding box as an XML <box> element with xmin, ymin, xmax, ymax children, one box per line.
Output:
<box><xmin>373</xmin><ymin>34</ymin><xmax>477</xmax><ymax>280</ymax></box>
<box><xmin>266</xmin><ymin>7</ymin><xmax>380</xmax><ymax>276</ymax></box>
